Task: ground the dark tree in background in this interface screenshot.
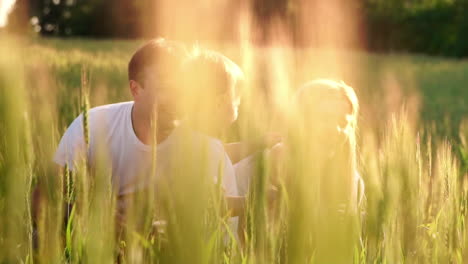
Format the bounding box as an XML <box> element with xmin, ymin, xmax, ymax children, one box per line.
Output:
<box><xmin>7</xmin><ymin>0</ymin><xmax>155</xmax><ymax>37</ymax></box>
<box><xmin>250</xmin><ymin>0</ymin><xmax>293</xmax><ymax>43</ymax></box>
<box><xmin>4</xmin><ymin>0</ymin><xmax>31</xmax><ymax>34</ymax></box>
<box><xmin>364</xmin><ymin>0</ymin><xmax>468</xmax><ymax>57</ymax></box>
<box><xmin>5</xmin><ymin>0</ymin><xmax>468</xmax><ymax>57</ymax></box>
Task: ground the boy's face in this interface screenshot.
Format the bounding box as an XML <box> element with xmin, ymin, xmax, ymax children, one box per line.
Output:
<box><xmin>132</xmin><ymin>65</ymin><xmax>177</xmax><ymax>120</ymax></box>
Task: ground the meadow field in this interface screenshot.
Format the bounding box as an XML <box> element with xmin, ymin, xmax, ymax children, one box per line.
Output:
<box><xmin>0</xmin><ymin>37</ymin><xmax>467</xmax><ymax>263</ymax></box>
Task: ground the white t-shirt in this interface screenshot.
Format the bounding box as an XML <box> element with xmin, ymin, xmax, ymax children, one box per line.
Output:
<box><xmin>234</xmin><ymin>146</ymin><xmax>365</xmax><ymax>207</ymax></box>
<box><xmin>234</xmin><ymin>153</ymin><xmax>259</xmax><ymax>196</ymax></box>
<box><xmin>54</xmin><ymin>101</ymin><xmax>239</xmax><ymax>210</ymax></box>
<box><xmin>156</xmin><ymin>125</ymin><xmax>239</xmax><ymax>241</ymax></box>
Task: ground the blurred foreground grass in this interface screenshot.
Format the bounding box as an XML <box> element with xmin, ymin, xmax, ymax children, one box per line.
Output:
<box><xmin>0</xmin><ymin>37</ymin><xmax>467</xmax><ymax>263</ymax></box>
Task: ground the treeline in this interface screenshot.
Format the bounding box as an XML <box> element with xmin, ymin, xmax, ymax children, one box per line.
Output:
<box><xmin>6</xmin><ymin>0</ymin><xmax>468</xmax><ymax>57</ymax></box>
<box><xmin>365</xmin><ymin>0</ymin><xmax>468</xmax><ymax>57</ymax></box>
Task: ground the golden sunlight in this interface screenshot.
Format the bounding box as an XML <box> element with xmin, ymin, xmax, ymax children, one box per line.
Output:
<box><xmin>0</xmin><ymin>0</ymin><xmax>16</xmax><ymax>27</ymax></box>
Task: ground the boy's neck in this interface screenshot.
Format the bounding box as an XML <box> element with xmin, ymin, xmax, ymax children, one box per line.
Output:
<box><xmin>180</xmin><ymin>119</ymin><xmax>224</xmax><ymax>139</ymax></box>
<box><xmin>131</xmin><ymin>104</ymin><xmax>175</xmax><ymax>145</ymax></box>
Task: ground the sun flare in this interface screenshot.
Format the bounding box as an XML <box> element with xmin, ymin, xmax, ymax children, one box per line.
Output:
<box><xmin>0</xmin><ymin>0</ymin><xmax>16</xmax><ymax>27</ymax></box>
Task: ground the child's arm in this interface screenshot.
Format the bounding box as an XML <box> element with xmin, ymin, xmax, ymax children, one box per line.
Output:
<box><xmin>224</xmin><ymin>142</ymin><xmax>252</xmax><ymax>164</ymax></box>
<box><xmin>225</xmin><ymin>187</ymin><xmax>279</xmax><ymax>216</ymax></box>
<box><xmin>225</xmin><ymin>196</ymin><xmax>246</xmax><ymax>217</ymax></box>
<box><xmin>224</xmin><ymin>133</ymin><xmax>282</xmax><ymax>164</ymax></box>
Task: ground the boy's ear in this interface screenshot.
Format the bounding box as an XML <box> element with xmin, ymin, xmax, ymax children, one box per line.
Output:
<box><xmin>129</xmin><ymin>80</ymin><xmax>142</xmax><ymax>98</ymax></box>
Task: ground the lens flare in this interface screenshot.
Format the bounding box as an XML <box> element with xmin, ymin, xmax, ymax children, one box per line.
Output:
<box><xmin>0</xmin><ymin>0</ymin><xmax>16</xmax><ymax>27</ymax></box>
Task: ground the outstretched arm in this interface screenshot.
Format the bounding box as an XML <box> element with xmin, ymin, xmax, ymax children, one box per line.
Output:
<box><xmin>225</xmin><ymin>196</ymin><xmax>246</xmax><ymax>217</ymax></box>
<box><xmin>224</xmin><ymin>133</ymin><xmax>282</xmax><ymax>164</ymax></box>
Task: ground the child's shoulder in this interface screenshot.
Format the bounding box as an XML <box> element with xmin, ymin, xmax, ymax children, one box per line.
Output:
<box><xmin>78</xmin><ymin>101</ymin><xmax>133</xmax><ymax>133</ymax></box>
<box><xmin>167</xmin><ymin>127</ymin><xmax>232</xmax><ymax>177</ymax></box>
<box><xmin>88</xmin><ymin>101</ymin><xmax>133</xmax><ymax>117</ymax></box>
<box><xmin>70</xmin><ymin>101</ymin><xmax>132</xmax><ymax>126</ymax></box>
<box><xmin>171</xmin><ymin>126</ymin><xmax>226</xmax><ymax>157</ymax></box>
<box><xmin>267</xmin><ymin>142</ymin><xmax>285</xmax><ymax>161</ymax></box>
<box><xmin>194</xmin><ymin>132</ymin><xmax>226</xmax><ymax>158</ymax></box>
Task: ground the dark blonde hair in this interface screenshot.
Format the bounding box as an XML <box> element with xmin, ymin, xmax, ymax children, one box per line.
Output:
<box><xmin>294</xmin><ymin>79</ymin><xmax>361</xmax><ymax>209</ymax></box>
<box><xmin>295</xmin><ymin>79</ymin><xmax>358</xmax><ymax>156</ymax></box>
<box><xmin>176</xmin><ymin>47</ymin><xmax>244</xmax><ymax>121</ymax></box>
<box><xmin>181</xmin><ymin>47</ymin><xmax>244</xmax><ymax>96</ymax></box>
<box><xmin>128</xmin><ymin>38</ymin><xmax>187</xmax><ymax>87</ymax></box>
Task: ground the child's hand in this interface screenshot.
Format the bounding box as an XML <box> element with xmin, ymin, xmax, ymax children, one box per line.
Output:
<box><xmin>267</xmin><ymin>143</ymin><xmax>285</xmax><ymax>186</ymax></box>
<box><xmin>150</xmin><ymin>220</ymin><xmax>168</xmax><ymax>242</ymax></box>
<box><xmin>266</xmin><ymin>185</ymin><xmax>281</xmax><ymax>218</ymax></box>
<box><xmin>266</xmin><ymin>185</ymin><xmax>280</xmax><ymax>207</ymax></box>
<box><xmin>263</xmin><ymin>132</ymin><xmax>283</xmax><ymax>149</ymax></box>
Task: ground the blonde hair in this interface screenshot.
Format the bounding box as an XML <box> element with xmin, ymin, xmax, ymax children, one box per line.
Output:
<box><xmin>182</xmin><ymin>46</ymin><xmax>244</xmax><ymax>95</ymax></box>
<box><xmin>294</xmin><ymin>79</ymin><xmax>362</xmax><ymax>210</ymax></box>
<box><xmin>177</xmin><ymin>46</ymin><xmax>244</xmax><ymax>125</ymax></box>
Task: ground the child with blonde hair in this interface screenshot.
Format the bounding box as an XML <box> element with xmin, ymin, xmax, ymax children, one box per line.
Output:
<box><xmin>236</xmin><ymin>79</ymin><xmax>364</xmax><ymax>210</ymax></box>
<box><xmin>292</xmin><ymin>79</ymin><xmax>364</xmax><ymax>209</ymax></box>
<box><xmin>153</xmin><ymin>46</ymin><xmax>248</xmax><ymax>255</ymax></box>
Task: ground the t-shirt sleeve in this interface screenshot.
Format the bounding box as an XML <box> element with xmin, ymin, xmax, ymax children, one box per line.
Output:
<box><xmin>206</xmin><ymin>141</ymin><xmax>237</xmax><ymax>195</ymax></box>
<box><xmin>233</xmin><ymin>154</ymin><xmax>257</xmax><ymax>196</ymax></box>
<box><xmin>53</xmin><ymin>114</ymin><xmax>87</xmax><ymax>170</ymax></box>
<box><xmin>209</xmin><ymin>144</ymin><xmax>225</xmax><ymax>186</ymax></box>
<box><xmin>221</xmin><ymin>153</ymin><xmax>238</xmax><ymax>196</ymax></box>
<box><xmin>354</xmin><ymin>171</ymin><xmax>365</xmax><ymax>207</ymax></box>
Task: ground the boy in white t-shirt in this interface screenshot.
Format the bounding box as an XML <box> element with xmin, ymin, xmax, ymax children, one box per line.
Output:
<box><xmin>155</xmin><ymin>48</ymin><xmax>247</xmax><ymax>248</ymax></box>
<box><xmin>48</xmin><ymin>39</ymin><xmax>247</xmax><ymax>247</ymax></box>
<box><xmin>45</xmin><ymin>39</ymin><xmax>188</xmax><ymax>235</ymax></box>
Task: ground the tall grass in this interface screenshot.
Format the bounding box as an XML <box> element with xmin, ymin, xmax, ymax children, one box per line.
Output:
<box><xmin>0</xmin><ymin>36</ymin><xmax>467</xmax><ymax>263</ymax></box>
